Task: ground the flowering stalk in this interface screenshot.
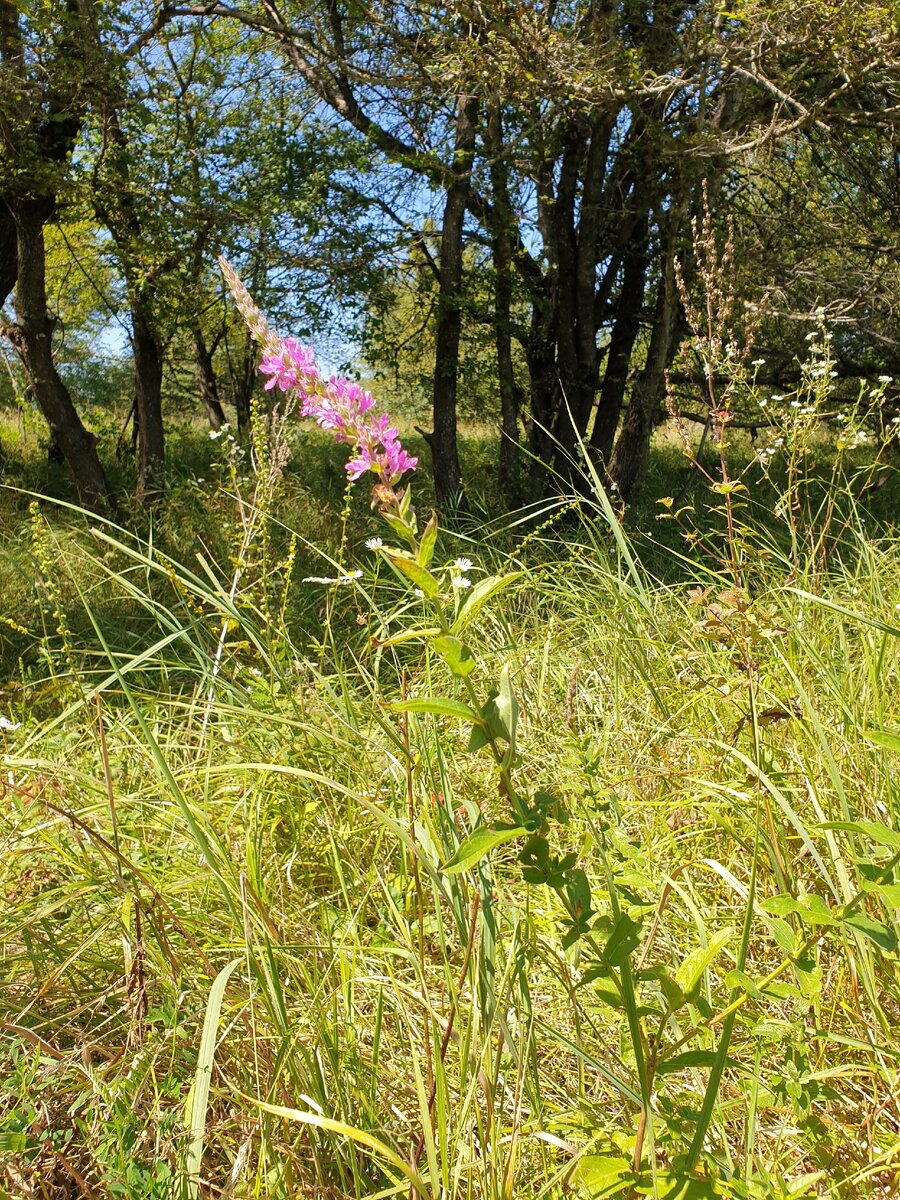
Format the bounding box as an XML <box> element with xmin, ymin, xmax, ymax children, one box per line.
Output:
<box><xmin>219</xmin><ymin>256</ymin><xmax>417</xmax><ymax>494</ymax></box>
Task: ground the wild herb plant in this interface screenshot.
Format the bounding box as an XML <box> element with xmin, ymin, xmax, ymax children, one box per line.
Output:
<box><xmin>212</xmin><ymin>265</ymin><xmax>900</xmax><ymax>1198</ymax></box>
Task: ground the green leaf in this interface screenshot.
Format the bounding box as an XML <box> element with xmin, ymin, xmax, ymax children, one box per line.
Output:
<box><xmin>417</xmin><ymin>511</ymin><xmax>439</xmax><ymax>567</ymax></box>
<box><xmin>725</xmin><ymin>968</ymin><xmax>763</xmax><ymax>999</ymax></box>
<box><xmin>184</xmin><ymin>958</ymin><xmax>241</xmax><ymax>1200</ymax></box>
<box><xmin>821</xmin><ymin>820</ymin><xmax>900</xmax><ymax>850</ymax></box>
<box><xmin>674</xmin><ymin>927</ymin><xmax>734</xmax><ymax>998</ymax></box>
<box><xmin>381</xmin><ymin>549</ymin><xmax>440</xmax><ymax>597</ymax></box>
<box><xmin>871</xmin><ymin>882</ymin><xmax>900</xmax><ymax>908</ymax></box>
<box><xmin>767</xmin><ymin>916</ymin><xmax>798</xmax><ymax>954</ymax></box>
<box><xmin>842</xmin><ymin>912</ymin><xmax>898</xmax><ymax>953</ymax></box>
<box><xmin>655</xmin><ymin>1049</ymin><xmax>738</xmax><ymax>1075</ymax></box>
<box><xmin>432</xmin><ymin>635</ymin><xmax>476</xmax><ymax>678</ymax></box>
<box><xmin>0</xmin><ymin>1131</ymin><xmax>27</xmax><ymax>1152</ymax></box>
<box><xmin>451</xmin><ymin>572</ymin><xmax>522</xmax><ymax>633</ymax></box>
<box><xmin>763</xmin><ymin>894</ymin><xmax>839</xmax><ymax>925</ymax></box>
<box><xmin>373</xmin><ymin>626</ymin><xmax>441</xmax><ymax>647</ymax></box>
<box><xmin>388</xmin><ymin>696</ymin><xmax>480</xmax><ymax>722</ymax></box>
<box><xmin>603</xmin><ymin>912</ymin><xmax>643</xmax><ymax>966</ymax></box>
<box><xmin>497</xmin><ymin>663</ymin><xmax>518</xmax><ymax>747</ymax></box>
<box><xmin>864</xmin><ymin>728</ymin><xmax>900</xmax><ymax>755</ymax></box>
<box><xmin>441</xmin><ymin>825</ymin><xmax>526</xmax><ymax>874</ymax></box>
<box><xmin>576</xmin><ymin>1155</ymin><xmax>634</xmax><ymax>1197</ymax></box>
<box><xmin>467</xmin><ymin>667</ymin><xmax>517</xmax><ymax>753</ymax></box>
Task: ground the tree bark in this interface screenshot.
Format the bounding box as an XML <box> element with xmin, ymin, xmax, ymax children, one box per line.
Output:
<box><xmin>130</xmin><ymin>295</ymin><xmax>165</xmax><ymax>503</ymax></box>
<box><xmin>589</xmin><ymin>220</ymin><xmax>649</xmax><ymax>462</ymax></box>
<box><xmin>608</xmin><ymin>222</ymin><xmax>680</xmax><ymax>504</ymax></box>
<box><xmin>7</xmin><ymin>202</ymin><xmax>112</xmax><ymax>513</ymax></box>
<box><xmin>486</xmin><ymin>102</ymin><xmax>520</xmax><ymax>501</ymax></box>
<box><xmin>192</xmin><ymin>324</ymin><xmax>227</xmax><ymax>429</ymax></box>
<box><xmin>231</xmin><ymin>329</ymin><xmax>255</xmax><ymax>433</ymax></box>
<box><xmin>431</xmin><ymin>93</ymin><xmax>478</xmax><ymax>511</ymax></box>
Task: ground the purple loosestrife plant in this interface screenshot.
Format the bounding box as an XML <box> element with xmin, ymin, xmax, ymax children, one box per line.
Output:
<box><xmin>219</xmin><ymin>256</ymin><xmax>417</xmax><ymax>494</ymax></box>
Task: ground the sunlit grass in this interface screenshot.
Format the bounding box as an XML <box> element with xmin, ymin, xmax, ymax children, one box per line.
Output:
<box><xmin>2</xmin><ymin>417</ymin><xmax>900</xmax><ymax>1198</ymax></box>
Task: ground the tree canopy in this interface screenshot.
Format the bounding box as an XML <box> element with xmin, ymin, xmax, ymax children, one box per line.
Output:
<box><xmin>1</xmin><ymin>0</ymin><xmax>897</xmax><ymax>512</ymax></box>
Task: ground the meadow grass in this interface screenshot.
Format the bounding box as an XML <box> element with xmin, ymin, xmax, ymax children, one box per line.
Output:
<box><xmin>1</xmin><ymin>415</ymin><xmax>900</xmax><ymax>1199</ymax></box>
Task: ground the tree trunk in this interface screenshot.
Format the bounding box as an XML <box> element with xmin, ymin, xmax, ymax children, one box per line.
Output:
<box><xmin>232</xmin><ymin>330</ymin><xmax>255</xmax><ymax>433</ymax></box>
<box><xmin>589</xmin><ymin>223</ymin><xmax>649</xmax><ymax>462</ymax></box>
<box><xmin>192</xmin><ymin>324</ymin><xmax>227</xmax><ymax>429</ymax></box>
<box><xmin>487</xmin><ymin>102</ymin><xmax>520</xmax><ymax>501</ymax></box>
<box><xmin>431</xmin><ymin>93</ymin><xmax>478</xmax><ymax>511</ymax></box>
<box><xmin>8</xmin><ymin>201</ymin><xmax>112</xmax><ymax>513</ymax></box>
<box><xmin>525</xmin><ymin>295</ymin><xmax>558</xmax><ymax>502</ymax></box>
<box><xmin>608</xmin><ymin>225</ymin><xmax>680</xmax><ymax>505</ymax></box>
<box><xmin>551</xmin><ymin>123</ymin><xmax>584</xmax><ymax>471</ymax></box>
<box><xmin>131</xmin><ymin>296</ymin><xmax>165</xmax><ymax>503</ymax></box>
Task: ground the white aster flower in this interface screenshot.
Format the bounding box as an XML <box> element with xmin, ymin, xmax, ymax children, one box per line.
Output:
<box><xmin>453</xmin><ymin>557</ymin><xmax>473</xmax><ymax>572</ymax></box>
<box><xmin>365</xmin><ymin>537</ymin><xmax>384</xmax><ymax>551</ymax></box>
<box><xmin>451</xmin><ymin>576</ymin><xmax>472</xmax><ymax>590</ymax></box>
<box><xmin>0</xmin><ymin>715</ymin><xmax>21</xmax><ymax>731</ymax></box>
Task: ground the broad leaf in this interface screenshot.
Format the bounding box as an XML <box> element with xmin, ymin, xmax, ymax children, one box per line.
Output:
<box><xmin>451</xmin><ymin>572</ymin><xmax>522</xmax><ymax>633</ymax></box>
<box><xmin>821</xmin><ymin>820</ymin><xmax>900</xmax><ymax>850</ymax></box>
<box><xmin>417</xmin><ymin>511</ymin><xmax>439</xmax><ymax>567</ymax></box>
<box><xmin>674</xmin><ymin>927</ymin><xmax>734</xmax><ymax>998</ymax></box>
<box><xmin>864</xmin><ymin>728</ymin><xmax>900</xmax><ymax>755</ymax></box>
<box><xmin>381</xmin><ymin>549</ymin><xmax>440</xmax><ymax>597</ymax></box>
<box><xmin>441</xmin><ymin>826</ymin><xmax>525</xmax><ymax>874</ymax></box>
<box><xmin>432</xmin><ymin>635</ymin><xmax>476</xmax><ymax>678</ymax></box>
<box><xmin>388</xmin><ymin>696</ymin><xmax>480</xmax><ymax>722</ymax></box>
<box><xmin>843</xmin><ymin>912</ymin><xmax>898</xmax><ymax>952</ymax></box>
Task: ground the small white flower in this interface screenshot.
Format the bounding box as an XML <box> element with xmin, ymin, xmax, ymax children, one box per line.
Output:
<box><xmin>365</xmin><ymin>537</ymin><xmax>384</xmax><ymax>551</ymax></box>
<box><xmin>878</xmin><ymin>375</ymin><xmax>892</xmax><ymax>383</ymax></box>
<box><xmin>757</xmin><ymin>398</ymin><xmax>768</xmax><ymax>408</ymax></box>
<box><xmin>751</xmin><ymin>358</ymin><xmax>765</xmax><ymax>367</ymax></box>
<box><xmin>805</xmin><ymin>331</ymin><xmax>819</xmax><ymax>341</ymax></box>
<box><xmin>0</xmin><ymin>715</ymin><xmax>21</xmax><ymax>731</ymax></box>
<box><xmin>770</xmin><ymin>394</ymin><xmax>784</xmax><ymax>402</ymax></box>
<box><xmin>453</xmin><ymin>557</ymin><xmax>473</xmax><ymax>572</ymax></box>
<box><xmin>790</xmin><ymin>400</ymin><xmax>802</xmax><ymax>408</ymax></box>
<box><xmin>451</xmin><ymin>576</ymin><xmax>472</xmax><ymax>590</ymax></box>
<box><xmin>414</xmin><ymin>588</ymin><xmax>425</xmax><ymax>598</ymax></box>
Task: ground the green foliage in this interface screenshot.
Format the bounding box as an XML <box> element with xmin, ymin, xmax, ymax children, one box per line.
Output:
<box><xmin>2</xmin><ymin>416</ymin><xmax>900</xmax><ymax>1199</ymax></box>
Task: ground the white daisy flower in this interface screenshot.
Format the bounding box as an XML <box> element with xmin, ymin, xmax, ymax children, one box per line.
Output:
<box><xmin>365</xmin><ymin>538</ymin><xmax>384</xmax><ymax>551</ymax></box>
<box><xmin>454</xmin><ymin>557</ymin><xmax>473</xmax><ymax>572</ymax></box>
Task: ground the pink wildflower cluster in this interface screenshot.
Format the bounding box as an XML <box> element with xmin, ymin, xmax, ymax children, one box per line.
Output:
<box><xmin>220</xmin><ymin>256</ymin><xmax>417</xmax><ymax>488</ymax></box>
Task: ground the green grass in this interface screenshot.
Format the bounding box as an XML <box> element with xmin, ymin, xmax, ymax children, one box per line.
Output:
<box><xmin>2</xmin><ymin>413</ymin><xmax>900</xmax><ymax>1199</ymax></box>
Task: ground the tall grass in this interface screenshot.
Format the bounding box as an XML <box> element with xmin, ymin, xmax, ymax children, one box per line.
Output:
<box><xmin>1</xmin><ymin>423</ymin><xmax>900</xmax><ymax>1198</ymax></box>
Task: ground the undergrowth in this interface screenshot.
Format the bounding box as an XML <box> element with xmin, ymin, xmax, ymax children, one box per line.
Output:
<box><xmin>2</xmin><ymin>298</ymin><xmax>900</xmax><ymax>1197</ymax></box>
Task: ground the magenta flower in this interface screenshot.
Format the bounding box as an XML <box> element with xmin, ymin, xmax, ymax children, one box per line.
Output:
<box><xmin>260</xmin><ymin>338</ymin><xmax>319</xmax><ymax>393</ymax></box>
<box><xmin>219</xmin><ymin>255</ymin><xmax>417</xmax><ymax>489</ymax></box>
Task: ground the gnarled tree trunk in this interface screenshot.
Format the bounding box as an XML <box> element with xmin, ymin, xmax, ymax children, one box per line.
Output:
<box><xmin>8</xmin><ymin>202</ymin><xmax>112</xmax><ymax>513</ymax></box>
